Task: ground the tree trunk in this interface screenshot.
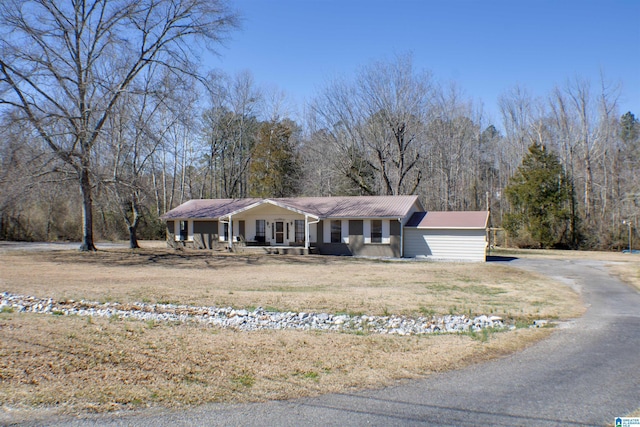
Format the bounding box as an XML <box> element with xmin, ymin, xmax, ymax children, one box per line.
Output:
<box><xmin>128</xmin><ymin>193</ymin><xmax>142</xmax><ymax>249</ymax></box>
<box><xmin>128</xmin><ymin>225</ymin><xmax>140</xmax><ymax>249</ymax></box>
<box><xmin>79</xmin><ymin>167</ymin><xmax>97</xmax><ymax>251</ymax></box>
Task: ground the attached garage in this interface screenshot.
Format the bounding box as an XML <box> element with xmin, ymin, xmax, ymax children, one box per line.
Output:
<box><xmin>403</xmin><ymin>211</ymin><xmax>489</xmax><ymax>262</ymax></box>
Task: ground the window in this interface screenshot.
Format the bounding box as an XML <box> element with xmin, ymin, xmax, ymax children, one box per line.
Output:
<box><xmin>223</xmin><ymin>222</ymin><xmax>229</xmax><ymax>241</ymax></box>
<box><xmin>176</xmin><ymin>220</ymin><xmax>193</xmax><ymax>241</ymax></box>
<box><xmin>295</xmin><ymin>220</ymin><xmax>305</xmax><ymax>243</ymax></box>
<box><xmin>330</xmin><ymin>220</ymin><xmax>342</xmax><ymax>243</ymax></box>
<box><xmin>371</xmin><ymin>220</ymin><xmax>382</xmax><ymax>243</ymax></box>
<box><xmin>255</xmin><ymin>220</ymin><xmax>265</xmax><ymax>243</ymax></box>
<box><xmin>179</xmin><ymin>220</ymin><xmax>188</xmax><ymax>241</ymax></box>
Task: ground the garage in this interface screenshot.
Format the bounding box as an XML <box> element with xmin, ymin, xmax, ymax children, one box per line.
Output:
<box><xmin>403</xmin><ymin>211</ymin><xmax>489</xmax><ymax>262</ymax></box>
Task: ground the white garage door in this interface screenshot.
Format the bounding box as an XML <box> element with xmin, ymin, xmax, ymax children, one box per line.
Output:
<box><xmin>404</xmin><ymin>228</ymin><xmax>487</xmax><ymax>262</ymax></box>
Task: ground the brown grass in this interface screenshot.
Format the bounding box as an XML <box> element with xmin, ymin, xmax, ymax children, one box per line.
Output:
<box><xmin>607</xmin><ymin>262</ymin><xmax>640</xmax><ymax>292</ymax></box>
<box><xmin>493</xmin><ymin>247</ymin><xmax>640</xmax><ymax>291</ymax></box>
<box><xmin>0</xmin><ymin>313</ymin><xmax>551</xmax><ymax>415</ymax></box>
<box><xmin>0</xmin><ymin>245</ymin><xmax>584</xmax><ymax>420</ymax></box>
<box><xmin>1</xmin><ymin>248</ymin><xmax>580</xmax><ymax>320</ymax></box>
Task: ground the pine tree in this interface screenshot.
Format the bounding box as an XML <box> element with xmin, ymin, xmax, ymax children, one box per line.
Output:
<box><xmin>504</xmin><ymin>144</ymin><xmax>576</xmax><ymax>248</ymax></box>
<box><xmin>249</xmin><ymin>120</ymin><xmax>301</xmax><ymax>197</ymax></box>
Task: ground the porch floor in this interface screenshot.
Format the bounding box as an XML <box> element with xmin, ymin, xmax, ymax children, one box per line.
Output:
<box><xmin>234</xmin><ymin>245</ymin><xmax>314</xmax><ymax>255</ymax></box>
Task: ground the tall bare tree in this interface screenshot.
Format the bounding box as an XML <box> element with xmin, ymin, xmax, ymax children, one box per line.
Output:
<box><xmin>201</xmin><ymin>71</ymin><xmax>261</xmax><ymax>198</ymax></box>
<box><xmin>0</xmin><ymin>0</ymin><xmax>238</xmax><ymax>250</ymax></box>
<box><xmin>309</xmin><ymin>54</ymin><xmax>433</xmax><ymax>196</ymax></box>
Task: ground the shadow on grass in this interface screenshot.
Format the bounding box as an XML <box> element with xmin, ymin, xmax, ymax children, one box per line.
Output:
<box><xmin>486</xmin><ymin>255</ymin><xmax>519</xmax><ymax>262</ymax></box>
<box><xmin>25</xmin><ymin>248</ymin><xmax>343</xmax><ymax>270</ymax></box>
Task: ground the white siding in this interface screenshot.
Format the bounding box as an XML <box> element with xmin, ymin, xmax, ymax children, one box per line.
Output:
<box><xmin>309</xmin><ymin>222</ymin><xmax>317</xmax><ymax>243</ymax></box>
<box><xmin>323</xmin><ymin>220</ymin><xmax>330</xmax><ymax>243</ymax></box>
<box><xmin>381</xmin><ymin>220</ymin><xmax>390</xmax><ymax>244</ymax></box>
<box><xmin>341</xmin><ymin>220</ymin><xmax>349</xmax><ymax>244</ymax></box>
<box><xmin>404</xmin><ymin>228</ymin><xmax>487</xmax><ymax>262</ymax></box>
<box><xmin>363</xmin><ymin>220</ymin><xmax>371</xmax><ymax>244</ymax></box>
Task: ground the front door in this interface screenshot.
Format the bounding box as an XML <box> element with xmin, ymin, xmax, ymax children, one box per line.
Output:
<box><xmin>275</xmin><ymin>221</ymin><xmax>284</xmax><ymax>244</ymax></box>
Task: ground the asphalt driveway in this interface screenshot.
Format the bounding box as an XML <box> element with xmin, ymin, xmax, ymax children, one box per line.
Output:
<box><xmin>17</xmin><ymin>257</ymin><xmax>640</xmax><ymax>426</ymax></box>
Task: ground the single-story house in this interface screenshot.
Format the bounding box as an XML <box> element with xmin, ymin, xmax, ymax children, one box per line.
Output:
<box><xmin>160</xmin><ymin>196</ymin><xmax>489</xmax><ymax>261</ymax></box>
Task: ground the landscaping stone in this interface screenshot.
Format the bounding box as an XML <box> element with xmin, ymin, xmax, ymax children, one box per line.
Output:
<box><xmin>0</xmin><ymin>291</ymin><xmax>512</xmax><ymax>336</ymax></box>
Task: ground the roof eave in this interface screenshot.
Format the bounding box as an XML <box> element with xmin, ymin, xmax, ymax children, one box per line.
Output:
<box><xmin>411</xmin><ymin>226</ymin><xmax>487</xmax><ymax>230</ymax></box>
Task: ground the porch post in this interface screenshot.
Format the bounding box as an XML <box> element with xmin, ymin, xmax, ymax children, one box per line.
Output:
<box><xmin>228</xmin><ymin>214</ymin><xmax>233</xmax><ymax>249</ymax></box>
<box><xmin>304</xmin><ymin>215</ymin><xmax>309</xmax><ymax>250</ymax></box>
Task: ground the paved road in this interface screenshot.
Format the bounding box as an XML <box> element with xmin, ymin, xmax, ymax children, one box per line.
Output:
<box><xmin>0</xmin><ymin>241</ymin><xmax>131</xmax><ymax>252</ymax></box>
<box><xmin>19</xmin><ymin>258</ymin><xmax>640</xmax><ymax>426</ymax></box>
<box><xmin>0</xmin><ymin>241</ymin><xmax>165</xmax><ymax>253</ymax></box>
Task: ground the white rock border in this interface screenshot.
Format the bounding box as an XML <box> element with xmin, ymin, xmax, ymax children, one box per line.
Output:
<box><xmin>0</xmin><ymin>291</ymin><xmax>510</xmax><ymax>336</ymax></box>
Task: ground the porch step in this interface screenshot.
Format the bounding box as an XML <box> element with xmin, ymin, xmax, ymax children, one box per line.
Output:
<box><xmin>234</xmin><ymin>246</ymin><xmax>312</xmax><ymax>255</ymax></box>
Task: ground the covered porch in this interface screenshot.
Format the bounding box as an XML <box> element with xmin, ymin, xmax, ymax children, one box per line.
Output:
<box><xmin>218</xmin><ymin>199</ymin><xmax>319</xmax><ymax>252</ymax></box>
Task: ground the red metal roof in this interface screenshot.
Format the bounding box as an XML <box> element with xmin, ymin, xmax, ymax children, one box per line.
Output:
<box><xmin>161</xmin><ymin>196</ymin><xmax>422</xmax><ymax>220</ymax></box>
<box><xmin>405</xmin><ymin>211</ymin><xmax>489</xmax><ymax>229</ymax></box>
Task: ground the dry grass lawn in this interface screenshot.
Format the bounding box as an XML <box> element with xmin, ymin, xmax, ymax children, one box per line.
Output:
<box><xmin>0</xmin><ymin>244</ymin><xmax>603</xmax><ymax>420</ymax></box>
<box><xmin>493</xmin><ymin>247</ymin><xmax>640</xmax><ymax>292</ymax></box>
<box><xmin>1</xmin><ymin>249</ymin><xmax>580</xmax><ymax>319</ymax></box>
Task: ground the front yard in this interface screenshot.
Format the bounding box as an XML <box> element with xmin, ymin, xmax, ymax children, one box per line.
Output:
<box><xmin>0</xmin><ymin>246</ymin><xmax>590</xmax><ymax>419</ymax></box>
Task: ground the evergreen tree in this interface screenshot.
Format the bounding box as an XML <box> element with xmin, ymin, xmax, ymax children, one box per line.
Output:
<box><xmin>619</xmin><ymin>111</ymin><xmax>639</xmax><ymax>145</ymax></box>
<box><xmin>504</xmin><ymin>144</ymin><xmax>576</xmax><ymax>248</ymax></box>
<box><xmin>249</xmin><ymin>119</ymin><xmax>301</xmax><ymax>197</ymax></box>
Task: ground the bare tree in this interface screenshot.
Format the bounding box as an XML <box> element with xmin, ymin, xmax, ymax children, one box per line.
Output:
<box><xmin>498</xmin><ymin>85</ymin><xmax>539</xmax><ymax>177</ymax></box>
<box><xmin>104</xmin><ymin>67</ymin><xmax>174</xmax><ymax>248</ymax></box>
<box><xmin>201</xmin><ymin>71</ymin><xmax>261</xmax><ymax>198</ymax></box>
<box><xmin>0</xmin><ymin>0</ymin><xmax>238</xmax><ymax>250</ymax></box>
<box><xmin>309</xmin><ymin>54</ymin><xmax>433</xmax><ymax>196</ymax></box>
<box><xmin>425</xmin><ymin>84</ymin><xmax>478</xmax><ymax>210</ymax></box>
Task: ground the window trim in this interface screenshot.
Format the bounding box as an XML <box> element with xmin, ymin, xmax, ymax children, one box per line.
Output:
<box><xmin>371</xmin><ymin>219</ymin><xmax>383</xmax><ymax>243</ymax></box>
<box><xmin>294</xmin><ymin>219</ymin><xmax>305</xmax><ymax>243</ymax></box>
<box><xmin>330</xmin><ymin>220</ymin><xmax>342</xmax><ymax>243</ymax></box>
<box><xmin>175</xmin><ymin>220</ymin><xmax>193</xmax><ymax>242</ymax></box>
<box><xmin>364</xmin><ymin>219</ymin><xmax>390</xmax><ymax>245</ymax></box>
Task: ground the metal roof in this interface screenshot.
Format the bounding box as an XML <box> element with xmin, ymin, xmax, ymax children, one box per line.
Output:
<box><xmin>161</xmin><ymin>196</ymin><xmax>422</xmax><ymax>220</ymax></box>
<box><xmin>275</xmin><ymin>196</ymin><xmax>421</xmax><ymax>218</ymax></box>
<box><xmin>160</xmin><ymin>199</ymin><xmax>262</xmax><ymax>219</ymax></box>
<box><xmin>405</xmin><ymin>211</ymin><xmax>489</xmax><ymax>229</ymax></box>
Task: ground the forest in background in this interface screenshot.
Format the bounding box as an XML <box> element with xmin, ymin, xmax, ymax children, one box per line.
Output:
<box><xmin>0</xmin><ymin>2</ymin><xmax>638</xmax><ymax>250</ymax></box>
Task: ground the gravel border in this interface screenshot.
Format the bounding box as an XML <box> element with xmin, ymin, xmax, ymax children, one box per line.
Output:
<box><xmin>1</xmin><ymin>292</ymin><xmax>509</xmax><ymax>336</ymax></box>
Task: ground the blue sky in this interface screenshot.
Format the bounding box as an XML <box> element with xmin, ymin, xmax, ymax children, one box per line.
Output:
<box><xmin>207</xmin><ymin>0</ymin><xmax>640</xmax><ymax>125</ymax></box>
